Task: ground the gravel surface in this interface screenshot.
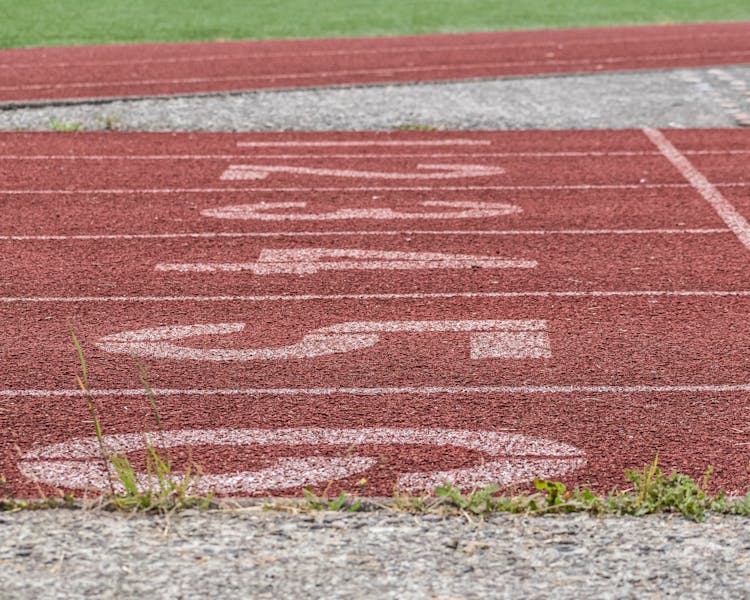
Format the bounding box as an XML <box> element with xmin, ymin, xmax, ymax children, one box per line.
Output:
<box><xmin>1</xmin><ymin>66</ymin><xmax>749</xmax><ymax>131</ymax></box>
<box><xmin>2</xmin><ymin>508</ymin><xmax>750</xmax><ymax>599</ymax></box>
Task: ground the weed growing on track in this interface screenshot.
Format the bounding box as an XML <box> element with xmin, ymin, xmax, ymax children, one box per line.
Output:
<box><xmin>71</xmin><ymin>331</ymin><xmax>215</xmax><ymax>514</ymax></box>
<box><xmin>49</xmin><ymin>118</ymin><xmax>83</xmax><ymax>132</ymax></box>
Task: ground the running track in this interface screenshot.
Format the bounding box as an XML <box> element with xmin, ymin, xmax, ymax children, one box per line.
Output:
<box><xmin>1</xmin><ymin>21</ymin><xmax>749</xmax><ymax>104</ymax></box>
<box><xmin>2</xmin><ymin>128</ymin><xmax>750</xmax><ymax>497</ymax></box>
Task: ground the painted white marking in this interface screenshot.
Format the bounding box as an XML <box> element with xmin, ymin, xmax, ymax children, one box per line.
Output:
<box><xmin>5</xmin><ymin>382</ymin><xmax>750</xmax><ymax>399</ymax></box>
<box><xmin>220</xmin><ymin>163</ymin><xmax>505</xmax><ymax>180</ymax></box>
<box><xmin>12</xmin><ymin>183</ymin><xmax>750</xmax><ymax>195</ymax></box>
<box><xmin>644</xmin><ymin>128</ymin><xmax>750</xmax><ymax>253</ymax></box>
<box><xmin>18</xmin><ymin>427</ymin><xmax>584</xmax><ymax>494</ymax></box>
<box><xmin>96</xmin><ymin>320</ymin><xmax>550</xmax><ymax>361</ymax></box>
<box><xmin>235</xmin><ymin>140</ymin><xmax>492</xmax><ymax>147</ymax></box>
<box><xmin>4</xmin><ymin>49</ymin><xmax>750</xmax><ymax>92</ymax></box>
<box><xmin>200</xmin><ymin>200</ymin><xmax>521</xmax><ymax>221</ymax></box>
<box><xmin>155</xmin><ymin>249</ymin><xmax>536</xmax><ymax>275</ymax></box>
<box><xmin>4</xmin><ymin>289</ymin><xmax>750</xmax><ymax>304</ymax></box>
<box><xmin>0</xmin><ymin>229</ymin><xmax>728</xmax><ymax>242</ymax></box>
<box><xmin>3</xmin><ymin>29</ymin><xmax>744</xmax><ymax>70</ymax></box>
<box><xmin>4</xmin><ymin>150</ymin><xmax>748</xmax><ymax>160</ymax></box>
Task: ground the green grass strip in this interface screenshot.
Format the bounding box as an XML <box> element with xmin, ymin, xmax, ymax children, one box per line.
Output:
<box><xmin>2</xmin><ymin>0</ymin><xmax>749</xmax><ymax>49</ymax></box>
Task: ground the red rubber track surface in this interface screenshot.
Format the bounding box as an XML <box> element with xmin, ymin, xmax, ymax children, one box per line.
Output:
<box><xmin>2</xmin><ymin>129</ymin><xmax>750</xmax><ymax>497</ymax></box>
<box><xmin>1</xmin><ymin>21</ymin><xmax>749</xmax><ymax>103</ymax></box>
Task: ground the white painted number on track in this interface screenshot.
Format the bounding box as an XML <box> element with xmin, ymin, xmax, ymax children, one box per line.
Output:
<box><xmin>97</xmin><ymin>320</ymin><xmax>552</xmax><ymax>361</ymax></box>
<box><xmin>220</xmin><ymin>163</ymin><xmax>505</xmax><ymax>180</ymax></box>
<box><xmin>201</xmin><ymin>200</ymin><xmax>521</xmax><ymax>221</ymax></box>
<box><xmin>155</xmin><ymin>249</ymin><xmax>537</xmax><ymax>275</ymax></box>
<box><xmin>19</xmin><ymin>427</ymin><xmax>584</xmax><ymax>494</ymax></box>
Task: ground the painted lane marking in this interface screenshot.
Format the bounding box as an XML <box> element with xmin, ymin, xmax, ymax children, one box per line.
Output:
<box><xmin>19</xmin><ymin>427</ymin><xmax>584</xmax><ymax>493</ymax></box>
<box><xmin>6</xmin><ymin>382</ymin><xmax>750</xmax><ymax>399</ymax></box>
<box><xmin>4</xmin><ymin>150</ymin><xmax>749</xmax><ymax>159</ymax></box>
<box><xmin>0</xmin><ymin>229</ymin><xmax>730</xmax><ymax>242</ymax></box>
<box><xmin>5</xmin><ymin>49</ymin><xmax>750</xmax><ymax>92</ymax></box>
<box><xmin>644</xmin><ymin>128</ymin><xmax>750</xmax><ymax>253</ymax></box>
<box><xmin>155</xmin><ymin>249</ymin><xmax>536</xmax><ymax>275</ymax></box>
<box><xmin>220</xmin><ymin>163</ymin><xmax>505</xmax><ymax>180</ymax></box>
<box><xmin>10</xmin><ymin>183</ymin><xmax>750</xmax><ymax>194</ymax></box>
<box><xmin>4</xmin><ymin>29</ymin><xmax>745</xmax><ymax>69</ymax></box>
<box><xmin>236</xmin><ymin>140</ymin><xmax>492</xmax><ymax>147</ymax></box>
<box><xmin>200</xmin><ymin>200</ymin><xmax>521</xmax><ymax>221</ymax></box>
<box><xmin>4</xmin><ymin>289</ymin><xmax>750</xmax><ymax>304</ymax></box>
<box><xmin>96</xmin><ymin>320</ymin><xmax>551</xmax><ymax>361</ymax></box>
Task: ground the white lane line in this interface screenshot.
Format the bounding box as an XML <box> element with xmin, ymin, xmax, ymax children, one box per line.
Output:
<box><xmin>3</xmin><ymin>289</ymin><xmax>750</xmax><ymax>304</ymax></box>
<box><xmin>644</xmin><ymin>128</ymin><xmax>750</xmax><ymax>253</ymax></box>
<box><xmin>236</xmin><ymin>140</ymin><xmax>491</xmax><ymax>147</ymax></box>
<box><xmin>2</xmin><ymin>150</ymin><xmax>748</xmax><ymax>159</ymax></box>
<box><xmin>4</xmin><ymin>49</ymin><xmax>750</xmax><ymax>92</ymax></box>
<box><xmin>0</xmin><ymin>229</ymin><xmax>729</xmax><ymax>242</ymax></box>
<box><xmin>4</xmin><ymin>382</ymin><xmax>750</xmax><ymax>398</ymax></box>
<box><xmin>0</xmin><ymin>184</ymin><xmax>724</xmax><ymax>195</ymax></box>
<box><xmin>3</xmin><ymin>29</ymin><xmax>745</xmax><ymax>69</ymax></box>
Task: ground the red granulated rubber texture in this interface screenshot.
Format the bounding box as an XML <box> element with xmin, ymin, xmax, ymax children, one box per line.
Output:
<box><xmin>0</xmin><ymin>21</ymin><xmax>748</xmax><ymax>103</ymax></box>
<box><xmin>2</xmin><ymin>129</ymin><xmax>750</xmax><ymax>498</ymax></box>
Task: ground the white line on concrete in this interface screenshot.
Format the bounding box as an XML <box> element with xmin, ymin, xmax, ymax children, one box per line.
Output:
<box><xmin>644</xmin><ymin>128</ymin><xmax>750</xmax><ymax>253</ymax></box>
<box><xmin>0</xmin><ymin>229</ymin><xmax>729</xmax><ymax>242</ymax></box>
<box><xmin>2</xmin><ymin>289</ymin><xmax>750</xmax><ymax>304</ymax></box>
<box><xmin>4</xmin><ymin>382</ymin><xmax>750</xmax><ymax>398</ymax></box>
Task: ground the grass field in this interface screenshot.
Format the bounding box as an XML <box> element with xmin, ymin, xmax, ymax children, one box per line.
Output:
<box><xmin>1</xmin><ymin>0</ymin><xmax>749</xmax><ymax>49</ymax></box>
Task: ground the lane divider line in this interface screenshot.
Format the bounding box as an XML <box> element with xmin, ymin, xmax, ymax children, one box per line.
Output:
<box><xmin>0</xmin><ymin>229</ymin><xmax>731</xmax><ymax>242</ymax></box>
<box><xmin>5</xmin><ymin>49</ymin><xmax>750</xmax><ymax>92</ymax></box>
<box><xmin>4</xmin><ymin>29</ymin><xmax>745</xmax><ymax>69</ymax></box>
<box><xmin>1</xmin><ymin>184</ymin><xmax>738</xmax><ymax>194</ymax></box>
<box><xmin>644</xmin><ymin>127</ymin><xmax>750</xmax><ymax>253</ymax></box>
<box><xmin>4</xmin><ymin>383</ymin><xmax>750</xmax><ymax>398</ymax></box>
<box><xmin>2</xmin><ymin>150</ymin><xmax>748</xmax><ymax>159</ymax></box>
<box><xmin>4</xmin><ymin>289</ymin><xmax>750</xmax><ymax>303</ymax></box>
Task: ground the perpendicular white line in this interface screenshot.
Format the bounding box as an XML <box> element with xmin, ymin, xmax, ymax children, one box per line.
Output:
<box><xmin>0</xmin><ymin>229</ymin><xmax>730</xmax><ymax>242</ymax></box>
<box><xmin>2</xmin><ymin>150</ymin><xmax>748</xmax><ymax>160</ymax></box>
<box><xmin>2</xmin><ymin>290</ymin><xmax>750</xmax><ymax>303</ymax></box>
<box><xmin>3</xmin><ymin>382</ymin><xmax>750</xmax><ymax>398</ymax></box>
<box><xmin>644</xmin><ymin>128</ymin><xmax>750</xmax><ymax>253</ymax></box>
<box><xmin>4</xmin><ymin>49</ymin><xmax>750</xmax><ymax>92</ymax></box>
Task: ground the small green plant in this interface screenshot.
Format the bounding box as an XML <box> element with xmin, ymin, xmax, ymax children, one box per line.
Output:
<box><xmin>96</xmin><ymin>113</ymin><xmax>123</xmax><ymax>131</ymax></box>
<box><xmin>302</xmin><ymin>486</ymin><xmax>362</xmax><ymax>512</ymax></box>
<box><xmin>49</xmin><ymin>118</ymin><xmax>83</xmax><ymax>132</ymax></box>
<box><xmin>394</xmin><ymin>123</ymin><xmax>438</xmax><ymax>131</ymax></box>
<box><xmin>71</xmin><ymin>330</ymin><xmax>214</xmax><ymax>513</ymax></box>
